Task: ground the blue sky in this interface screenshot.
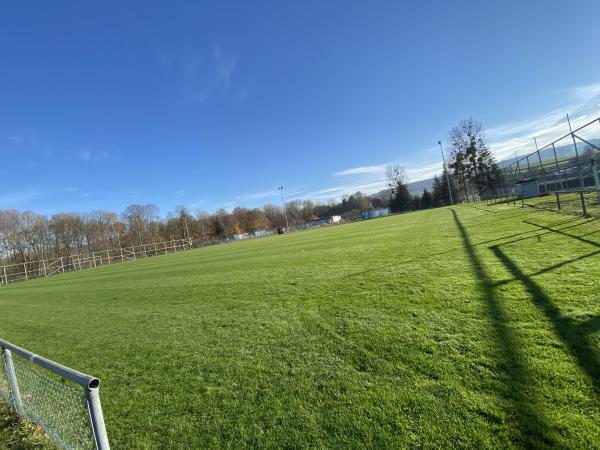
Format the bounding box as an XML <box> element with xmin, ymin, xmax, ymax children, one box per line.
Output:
<box><xmin>2</xmin><ymin>1</ymin><xmax>600</xmax><ymax>216</ymax></box>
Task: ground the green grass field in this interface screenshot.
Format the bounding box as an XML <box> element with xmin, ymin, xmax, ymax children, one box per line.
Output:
<box><xmin>1</xmin><ymin>205</ymin><xmax>599</xmax><ymax>448</ymax></box>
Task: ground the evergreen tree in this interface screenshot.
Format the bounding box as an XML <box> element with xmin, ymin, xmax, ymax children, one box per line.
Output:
<box><xmin>386</xmin><ymin>164</ymin><xmax>411</xmax><ymax>212</ymax></box>
<box><xmin>432</xmin><ymin>168</ymin><xmax>458</xmax><ymax>206</ymax></box>
<box><xmin>420</xmin><ymin>189</ymin><xmax>432</xmax><ymax>209</ymax></box>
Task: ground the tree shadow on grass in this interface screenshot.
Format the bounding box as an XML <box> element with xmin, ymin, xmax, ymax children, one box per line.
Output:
<box><xmin>451</xmin><ymin>209</ymin><xmax>555</xmax><ymax>447</ymax></box>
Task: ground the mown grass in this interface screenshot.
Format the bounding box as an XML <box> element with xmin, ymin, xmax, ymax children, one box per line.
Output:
<box><xmin>522</xmin><ymin>191</ymin><xmax>600</xmax><ymax>217</ymax></box>
<box><xmin>0</xmin><ymin>204</ymin><xmax>599</xmax><ymax>448</ymax></box>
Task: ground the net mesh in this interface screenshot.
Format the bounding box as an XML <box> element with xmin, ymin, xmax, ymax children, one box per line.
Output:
<box><xmin>0</xmin><ymin>354</ymin><xmax>12</xmax><ymax>405</ymax></box>
<box><xmin>10</xmin><ymin>357</ymin><xmax>95</xmax><ymax>450</ymax></box>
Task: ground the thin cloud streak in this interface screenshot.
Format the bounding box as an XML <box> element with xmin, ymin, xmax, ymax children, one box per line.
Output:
<box><xmin>334</xmin><ymin>165</ymin><xmax>386</xmax><ymax>176</ymax></box>
<box><xmin>80</xmin><ymin>150</ymin><xmax>109</xmax><ymax>163</ymax></box>
<box><xmin>0</xmin><ymin>190</ymin><xmax>42</xmax><ymax>205</ymax></box>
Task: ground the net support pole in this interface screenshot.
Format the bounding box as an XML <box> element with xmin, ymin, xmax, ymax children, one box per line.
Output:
<box><xmin>2</xmin><ymin>348</ymin><xmax>23</xmax><ymax>414</ymax></box>
<box><xmin>580</xmin><ymin>191</ymin><xmax>587</xmax><ymax>216</ymax></box>
<box><xmin>86</xmin><ymin>386</ymin><xmax>110</xmax><ymax>450</ymax></box>
<box><xmin>592</xmin><ymin>158</ymin><xmax>600</xmax><ymax>205</ymax></box>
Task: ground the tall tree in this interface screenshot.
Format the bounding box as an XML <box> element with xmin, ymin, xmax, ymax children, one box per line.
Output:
<box><xmin>448</xmin><ymin>118</ymin><xmax>499</xmax><ymax>199</ymax></box>
<box><xmin>432</xmin><ymin>168</ymin><xmax>458</xmax><ymax>207</ymax></box>
<box><xmin>420</xmin><ymin>189</ymin><xmax>432</xmax><ymax>209</ymax></box>
<box><xmin>386</xmin><ymin>163</ymin><xmax>411</xmax><ymax>212</ymax></box>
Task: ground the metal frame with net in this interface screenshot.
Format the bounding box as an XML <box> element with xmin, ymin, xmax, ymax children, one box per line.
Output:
<box><xmin>0</xmin><ymin>339</ymin><xmax>109</xmax><ymax>450</ymax></box>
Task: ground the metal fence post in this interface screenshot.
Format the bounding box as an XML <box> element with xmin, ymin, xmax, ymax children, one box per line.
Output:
<box><xmin>2</xmin><ymin>348</ymin><xmax>23</xmax><ymax>414</ymax></box>
<box><xmin>86</xmin><ymin>386</ymin><xmax>110</xmax><ymax>450</ymax></box>
<box><xmin>552</xmin><ymin>143</ymin><xmax>565</xmax><ymax>190</ymax></box>
<box><xmin>556</xmin><ymin>192</ymin><xmax>561</xmax><ymax>210</ymax></box>
<box><xmin>580</xmin><ymin>191</ymin><xmax>587</xmax><ymax>216</ymax></box>
<box><xmin>592</xmin><ymin>158</ymin><xmax>600</xmax><ymax>205</ymax></box>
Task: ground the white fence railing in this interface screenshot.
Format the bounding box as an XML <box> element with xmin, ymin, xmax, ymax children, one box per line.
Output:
<box><xmin>0</xmin><ymin>238</ymin><xmax>193</xmax><ymax>286</ymax></box>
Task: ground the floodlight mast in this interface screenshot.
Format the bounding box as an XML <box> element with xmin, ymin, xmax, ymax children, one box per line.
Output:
<box><xmin>278</xmin><ymin>186</ymin><xmax>290</xmax><ymax>230</ymax></box>
<box><xmin>438</xmin><ymin>140</ymin><xmax>454</xmax><ymax>205</ymax></box>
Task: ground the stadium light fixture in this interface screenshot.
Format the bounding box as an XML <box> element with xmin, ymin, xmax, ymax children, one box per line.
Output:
<box><xmin>278</xmin><ymin>186</ymin><xmax>290</xmax><ymax>230</ymax></box>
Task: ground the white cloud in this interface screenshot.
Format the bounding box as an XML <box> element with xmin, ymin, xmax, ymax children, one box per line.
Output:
<box><xmin>235</xmin><ymin>87</ymin><xmax>249</xmax><ymax>102</ymax></box>
<box><xmin>334</xmin><ymin>165</ymin><xmax>387</xmax><ymax>176</ymax></box>
<box><xmin>0</xmin><ymin>190</ymin><xmax>41</xmax><ymax>205</ymax></box>
<box><xmin>156</xmin><ymin>49</ymin><xmax>171</xmax><ymax>70</ymax></box>
<box><xmin>213</xmin><ymin>43</ymin><xmax>237</xmax><ymax>85</ymax></box>
<box><xmin>237</xmin><ymin>190</ymin><xmax>277</xmax><ymax>201</ymax></box>
<box><xmin>80</xmin><ymin>150</ymin><xmax>109</xmax><ymax>162</ymax></box>
<box><xmin>562</xmin><ymin>82</ymin><xmax>600</xmax><ymax>103</ymax></box>
<box><xmin>9</xmin><ymin>135</ymin><xmax>39</xmax><ymax>145</ymax></box>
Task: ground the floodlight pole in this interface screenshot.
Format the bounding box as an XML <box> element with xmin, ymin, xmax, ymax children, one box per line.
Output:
<box><xmin>278</xmin><ymin>186</ymin><xmax>289</xmax><ymax>230</ymax></box>
<box><xmin>438</xmin><ymin>141</ymin><xmax>454</xmax><ymax>205</ymax></box>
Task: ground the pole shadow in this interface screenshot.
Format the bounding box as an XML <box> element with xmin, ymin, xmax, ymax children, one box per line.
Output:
<box><xmin>490</xmin><ymin>245</ymin><xmax>600</xmax><ymax>397</ymax></box>
<box><xmin>451</xmin><ymin>209</ymin><xmax>554</xmax><ymax>446</ymax></box>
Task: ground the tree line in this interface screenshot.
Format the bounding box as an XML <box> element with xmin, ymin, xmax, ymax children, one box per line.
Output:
<box><xmin>0</xmin><ymin>192</ymin><xmax>376</xmax><ymax>267</ymax></box>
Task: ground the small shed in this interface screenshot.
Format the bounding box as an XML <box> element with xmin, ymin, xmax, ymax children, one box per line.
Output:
<box><xmin>515</xmin><ymin>179</ymin><xmax>539</xmax><ymax>199</ymax></box>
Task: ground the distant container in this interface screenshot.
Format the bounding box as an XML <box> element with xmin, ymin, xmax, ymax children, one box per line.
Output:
<box><xmin>277</xmin><ymin>227</ymin><xmax>286</xmax><ymax>235</ymax></box>
<box><xmin>515</xmin><ymin>179</ymin><xmax>539</xmax><ymax>199</ymax></box>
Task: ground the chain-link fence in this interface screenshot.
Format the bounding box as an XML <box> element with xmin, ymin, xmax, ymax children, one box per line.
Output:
<box><xmin>488</xmin><ymin>115</ymin><xmax>600</xmax><ymax>216</ymax></box>
<box><xmin>0</xmin><ymin>339</ymin><xmax>109</xmax><ymax>450</ymax></box>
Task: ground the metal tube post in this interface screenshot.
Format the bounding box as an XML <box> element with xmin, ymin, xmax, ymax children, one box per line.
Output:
<box><xmin>567</xmin><ymin>113</ymin><xmax>585</xmax><ymax>188</ymax></box>
<box><xmin>2</xmin><ymin>348</ymin><xmax>23</xmax><ymax>414</ymax></box>
<box><xmin>438</xmin><ymin>141</ymin><xmax>454</xmax><ymax>205</ymax></box>
<box><xmin>534</xmin><ymin>138</ymin><xmax>548</xmax><ymax>193</ymax></box>
<box><xmin>556</xmin><ymin>192</ymin><xmax>561</xmax><ymax>210</ymax></box>
<box><xmin>580</xmin><ymin>191</ymin><xmax>587</xmax><ymax>216</ymax></box>
<box><xmin>278</xmin><ymin>186</ymin><xmax>290</xmax><ymax>230</ymax></box>
<box><xmin>86</xmin><ymin>387</ymin><xmax>110</xmax><ymax>450</ymax></box>
<box><xmin>592</xmin><ymin>158</ymin><xmax>600</xmax><ymax>205</ymax></box>
<box><xmin>552</xmin><ymin>143</ymin><xmax>565</xmax><ymax>190</ymax></box>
